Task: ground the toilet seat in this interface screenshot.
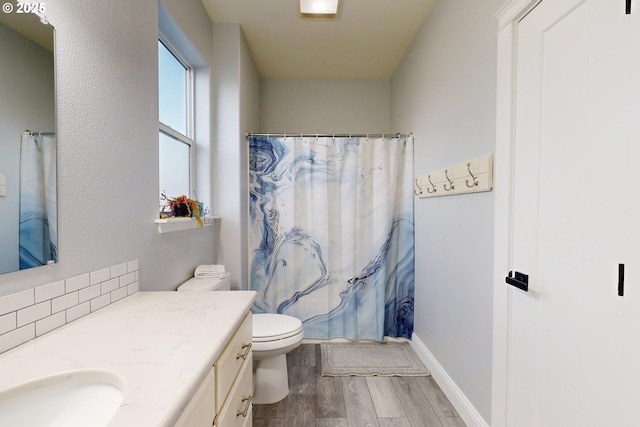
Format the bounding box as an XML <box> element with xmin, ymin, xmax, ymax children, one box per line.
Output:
<box><xmin>252</xmin><ymin>314</ymin><xmax>303</xmax><ymax>342</ymax></box>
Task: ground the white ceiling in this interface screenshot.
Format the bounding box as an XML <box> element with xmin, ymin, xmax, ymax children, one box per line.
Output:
<box><xmin>0</xmin><ymin>0</ymin><xmax>53</xmax><ymax>52</ymax></box>
<box><xmin>201</xmin><ymin>0</ymin><xmax>436</xmax><ymax>80</ymax></box>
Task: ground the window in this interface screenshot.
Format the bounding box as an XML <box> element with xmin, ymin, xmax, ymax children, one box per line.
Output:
<box><xmin>158</xmin><ymin>39</ymin><xmax>193</xmax><ymax>204</ymax></box>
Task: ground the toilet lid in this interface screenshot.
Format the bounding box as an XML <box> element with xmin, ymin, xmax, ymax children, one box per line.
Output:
<box><xmin>253</xmin><ymin>314</ymin><xmax>303</xmax><ymax>342</ymax></box>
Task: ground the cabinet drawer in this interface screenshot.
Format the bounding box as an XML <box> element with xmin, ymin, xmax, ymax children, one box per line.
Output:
<box><xmin>216</xmin><ymin>352</ymin><xmax>253</xmax><ymax>427</ymax></box>
<box><xmin>240</xmin><ymin>405</ymin><xmax>252</xmax><ymax>427</ymax></box>
<box><xmin>215</xmin><ymin>312</ymin><xmax>252</xmax><ymax>410</ymax></box>
<box><xmin>174</xmin><ymin>365</ymin><xmax>215</xmax><ymax>427</ymax></box>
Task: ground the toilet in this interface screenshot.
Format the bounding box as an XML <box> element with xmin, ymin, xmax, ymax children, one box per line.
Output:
<box><xmin>177</xmin><ymin>275</ymin><xmax>303</xmax><ymax>404</ymax></box>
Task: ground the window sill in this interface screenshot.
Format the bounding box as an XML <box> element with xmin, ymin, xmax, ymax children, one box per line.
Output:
<box><xmin>155</xmin><ymin>216</ymin><xmax>220</xmax><ymax>234</ymax></box>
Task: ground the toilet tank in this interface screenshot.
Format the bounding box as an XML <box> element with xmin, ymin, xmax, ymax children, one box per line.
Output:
<box><xmin>177</xmin><ymin>273</ymin><xmax>231</xmax><ymax>291</ymax></box>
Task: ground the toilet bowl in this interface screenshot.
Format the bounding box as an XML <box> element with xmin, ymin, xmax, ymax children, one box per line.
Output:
<box><xmin>251</xmin><ymin>313</ymin><xmax>303</xmax><ymax>404</ymax></box>
<box><xmin>177</xmin><ymin>275</ymin><xmax>303</xmax><ymax>405</ymax></box>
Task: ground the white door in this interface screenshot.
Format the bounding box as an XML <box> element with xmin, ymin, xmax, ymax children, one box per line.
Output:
<box><xmin>508</xmin><ymin>0</ymin><xmax>639</xmax><ymax>425</ymax></box>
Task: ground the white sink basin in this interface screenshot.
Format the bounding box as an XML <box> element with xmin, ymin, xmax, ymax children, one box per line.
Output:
<box><xmin>0</xmin><ymin>369</ymin><xmax>124</xmax><ymax>427</ymax></box>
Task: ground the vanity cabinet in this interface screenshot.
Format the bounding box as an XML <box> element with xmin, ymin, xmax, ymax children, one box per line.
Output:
<box><xmin>174</xmin><ymin>312</ymin><xmax>253</xmax><ymax>427</ymax></box>
<box><xmin>216</xmin><ymin>352</ymin><xmax>253</xmax><ymax>427</ymax></box>
<box><xmin>0</xmin><ymin>291</ymin><xmax>258</xmax><ymax>426</ymax></box>
<box><xmin>173</xmin><ymin>366</ymin><xmax>216</xmax><ymax>427</ymax></box>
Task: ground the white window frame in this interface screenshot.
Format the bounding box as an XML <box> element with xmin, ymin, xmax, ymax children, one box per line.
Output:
<box><xmin>158</xmin><ymin>34</ymin><xmax>195</xmax><ymax>198</ymax></box>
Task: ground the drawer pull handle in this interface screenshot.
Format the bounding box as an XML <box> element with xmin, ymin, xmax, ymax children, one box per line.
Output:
<box><xmin>236</xmin><ymin>395</ymin><xmax>253</xmax><ymax>417</ymax></box>
<box><xmin>236</xmin><ymin>342</ymin><xmax>252</xmax><ymax>360</ymax></box>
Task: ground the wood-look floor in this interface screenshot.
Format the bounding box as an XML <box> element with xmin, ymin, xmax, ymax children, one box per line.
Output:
<box><xmin>252</xmin><ymin>344</ymin><xmax>466</xmax><ymax>427</ymax></box>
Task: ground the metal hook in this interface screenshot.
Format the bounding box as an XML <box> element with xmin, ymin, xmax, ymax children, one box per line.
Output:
<box><xmin>427</xmin><ymin>175</ymin><xmax>437</xmax><ymax>194</ymax></box>
<box><xmin>414</xmin><ymin>179</ymin><xmax>423</xmax><ymax>195</ymax></box>
<box><xmin>465</xmin><ymin>162</ymin><xmax>479</xmax><ymax>188</ymax></box>
<box><xmin>444</xmin><ymin>170</ymin><xmax>455</xmax><ymax>191</ymax></box>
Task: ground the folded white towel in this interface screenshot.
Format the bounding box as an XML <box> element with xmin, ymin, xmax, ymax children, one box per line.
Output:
<box><xmin>196</xmin><ymin>272</ymin><xmax>226</xmax><ymax>279</ymax></box>
<box><xmin>195</xmin><ymin>272</ymin><xmax>227</xmax><ymax>279</ymax></box>
<box><xmin>194</xmin><ymin>264</ymin><xmax>226</xmax><ymax>279</ymax></box>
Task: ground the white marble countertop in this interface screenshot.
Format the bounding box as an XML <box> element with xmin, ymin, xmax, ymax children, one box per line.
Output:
<box><xmin>0</xmin><ymin>291</ymin><xmax>257</xmax><ymax>426</ymax></box>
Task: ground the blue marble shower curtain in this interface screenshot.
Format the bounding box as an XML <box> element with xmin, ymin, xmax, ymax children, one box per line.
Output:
<box><xmin>248</xmin><ymin>135</ymin><xmax>414</xmax><ymax>341</ymax></box>
<box><xmin>19</xmin><ymin>133</ymin><xmax>57</xmax><ymax>269</ymax></box>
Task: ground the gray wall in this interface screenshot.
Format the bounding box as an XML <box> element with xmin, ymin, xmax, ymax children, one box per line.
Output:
<box><xmin>390</xmin><ymin>0</ymin><xmax>501</xmax><ymax>422</ymax></box>
<box><xmin>0</xmin><ymin>0</ymin><xmax>218</xmax><ymax>296</ymax></box>
<box><xmin>261</xmin><ymin>79</ymin><xmax>390</xmax><ymax>133</ymax></box>
<box><xmin>0</xmin><ymin>24</ymin><xmax>54</xmax><ymax>274</ymax></box>
<box><xmin>239</xmin><ymin>28</ymin><xmax>262</xmax><ymax>289</ymax></box>
<box><xmin>213</xmin><ymin>23</ymin><xmax>261</xmax><ymax>290</ymax></box>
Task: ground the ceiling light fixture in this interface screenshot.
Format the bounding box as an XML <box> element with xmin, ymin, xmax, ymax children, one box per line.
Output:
<box><xmin>300</xmin><ymin>0</ymin><xmax>339</xmax><ymax>17</ymax></box>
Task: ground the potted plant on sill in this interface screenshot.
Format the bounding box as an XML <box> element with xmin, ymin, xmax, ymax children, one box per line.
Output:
<box><xmin>160</xmin><ymin>192</ymin><xmax>204</xmax><ymax>229</ymax></box>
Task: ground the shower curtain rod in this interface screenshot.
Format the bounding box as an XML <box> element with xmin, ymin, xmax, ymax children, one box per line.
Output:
<box><xmin>24</xmin><ymin>130</ymin><xmax>55</xmax><ymax>136</ymax></box>
<box><xmin>246</xmin><ymin>132</ymin><xmax>412</xmax><ymax>139</ymax></box>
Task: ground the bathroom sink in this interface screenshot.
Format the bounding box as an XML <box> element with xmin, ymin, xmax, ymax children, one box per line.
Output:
<box><xmin>0</xmin><ymin>369</ymin><xmax>124</xmax><ymax>427</ymax></box>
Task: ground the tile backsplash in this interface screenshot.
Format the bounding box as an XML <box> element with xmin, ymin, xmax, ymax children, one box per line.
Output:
<box><xmin>0</xmin><ymin>260</ymin><xmax>139</xmax><ymax>354</ymax></box>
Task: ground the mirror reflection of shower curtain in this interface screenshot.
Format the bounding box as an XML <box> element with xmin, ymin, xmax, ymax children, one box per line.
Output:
<box><xmin>249</xmin><ymin>135</ymin><xmax>414</xmax><ymax>341</ymax></box>
<box><xmin>19</xmin><ymin>133</ymin><xmax>57</xmax><ymax>269</ymax></box>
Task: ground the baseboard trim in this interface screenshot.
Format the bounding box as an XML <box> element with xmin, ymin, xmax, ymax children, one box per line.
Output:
<box><xmin>410</xmin><ymin>334</ymin><xmax>489</xmax><ymax>427</ymax></box>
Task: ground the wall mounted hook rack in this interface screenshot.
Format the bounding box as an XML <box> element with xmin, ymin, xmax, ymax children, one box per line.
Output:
<box><xmin>415</xmin><ymin>154</ymin><xmax>493</xmax><ymax>199</ymax></box>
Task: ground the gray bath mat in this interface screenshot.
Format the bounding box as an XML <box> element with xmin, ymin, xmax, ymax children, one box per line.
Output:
<box><xmin>320</xmin><ymin>342</ymin><xmax>430</xmax><ymax>377</ymax></box>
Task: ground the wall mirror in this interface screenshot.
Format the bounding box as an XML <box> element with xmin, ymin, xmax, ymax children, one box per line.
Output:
<box><xmin>0</xmin><ymin>6</ymin><xmax>56</xmax><ymax>274</ymax></box>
